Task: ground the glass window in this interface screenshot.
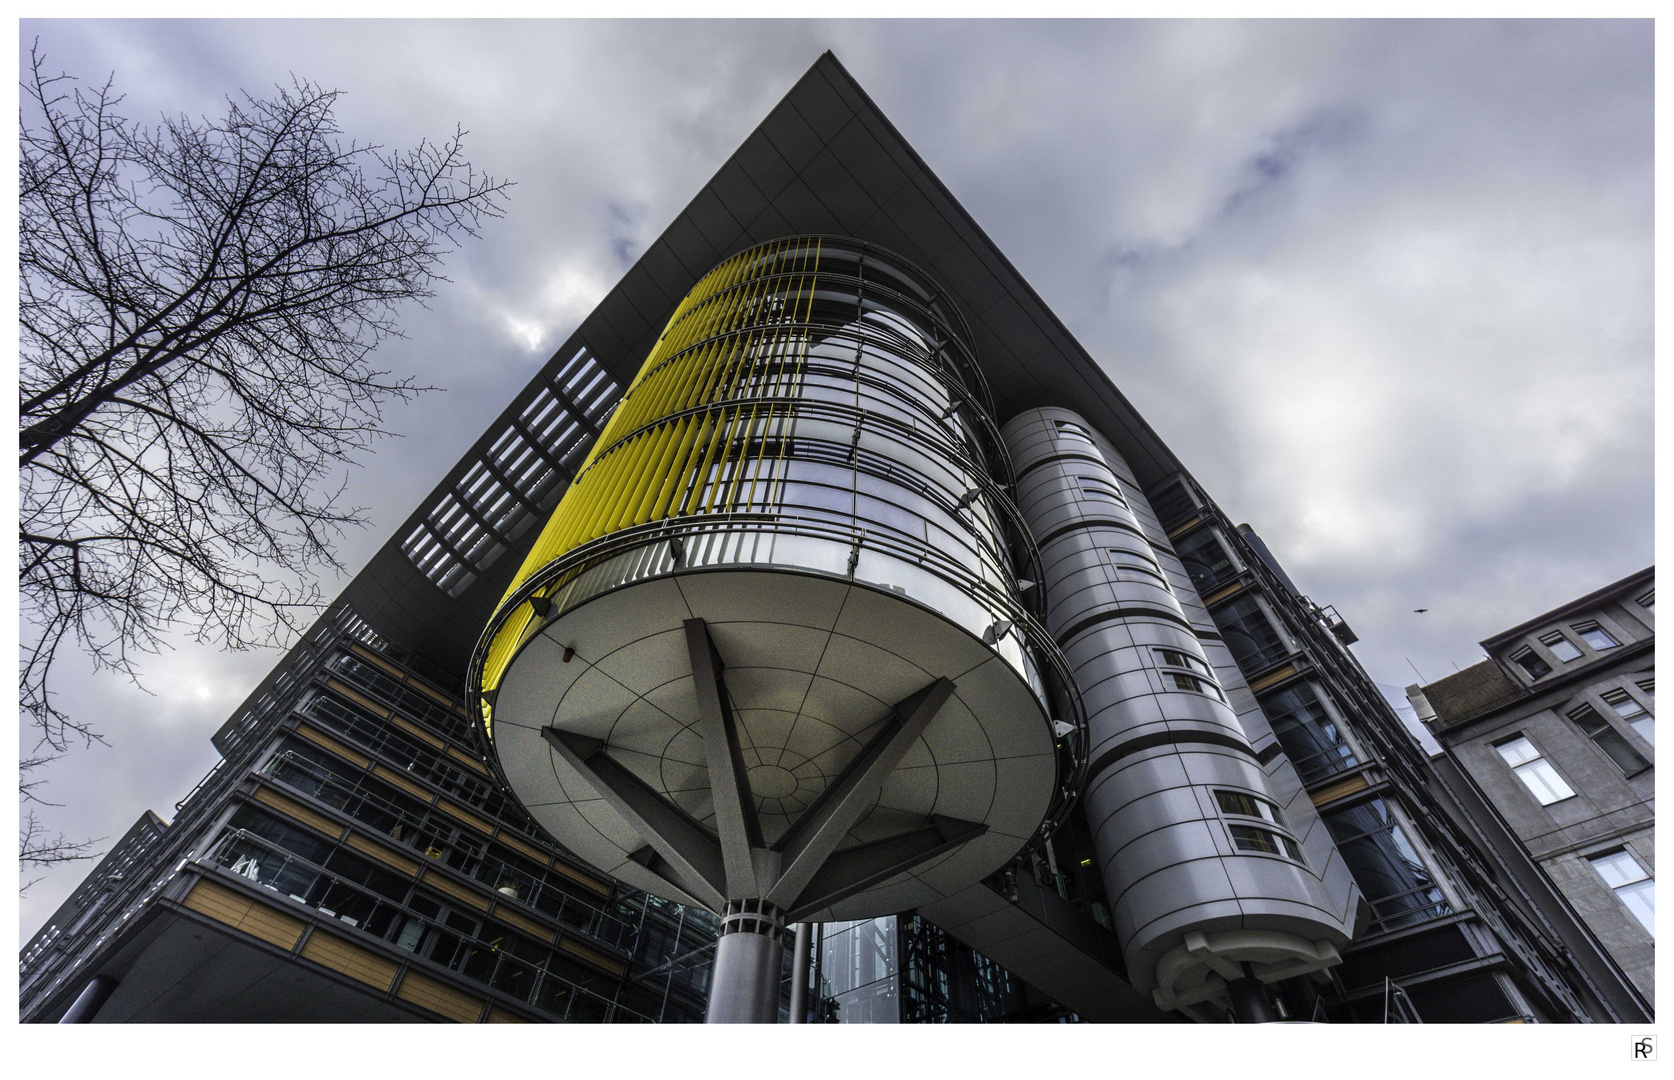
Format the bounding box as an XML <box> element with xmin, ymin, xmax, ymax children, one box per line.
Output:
<box><xmin>1215</xmin><ymin>789</ymin><xmax>1284</xmax><ymax>826</ymax></box>
<box><xmin>1166</xmin><ymin>670</ymin><xmax>1223</xmax><ymax>700</ymax></box>
<box><xmin>1589</xmin><ymin>850</ymin><xmax>1654</xmax><ymax>935</ymax></box>
<box><xmin>1604</xmin><ymin>689</ymin><xmax>1654</xmax><ymax>746</ymax></box>
<box><xmin>1053</xmin><ymin>419</ymin><xmax>1095</xmax><ymax>445</ymax></box>
<box><xmin>1494</xmin><ymin>735</ymin><xmax>1575</xmax><ymax>805</ymax></box>
<box><xmin>1636</xmin><ymin>589</ymin><xmax>1653</xmax><ymax>612</ymax></box>
<box><xmin>1540</xmin><ymin>633</ymin><xmax>1582</xmax><ymax>662</ymax></box>
<box><xmin>1155</xmin><ymin>647</ymin><xmax>1209</xmax><ymax>676</ymax></box>
<box><xmin>1323</xmin><ymin>798</ymin><xmax>1452</xmax><ymax>933</ymax></box>
<box><xmin>1512</xmin><ymin>649</ymin><xmax>1553</xmax><ymax>680</ymax></box>
<box><xmin>1216</xmin><ymin>594</ymin><xmax>1290</xmax><ymax>671</ymax></box>
<box><xmin>1171</xmin><ymin>527</ymin><xmax>1237</xmax><ymax>594</ymax></box>
<box><xmin>1260</xmin><ymin>682</ymin><xmax>1359</xmax><ymax>785</ymax></box>
<box><xmin>1574</xmin><ymin>622</ymin><xmax>1619</xmax><ymax>650</ymax></box>
<box><xmin>1079</xmin><ymin>478</ymin><xmax>1126</xmax><ymax>506</ymax></box>
<box><xmin>1569</xmin><ymin>705</ymin><xmax>1650</xmax><ymax>773</ymax></box>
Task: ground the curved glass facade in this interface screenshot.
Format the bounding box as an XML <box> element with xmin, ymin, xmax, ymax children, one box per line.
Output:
<box><xmin>472</xmin><ymin>237</ymin><xmax>1079</xmax><ymax>806</ymax></box>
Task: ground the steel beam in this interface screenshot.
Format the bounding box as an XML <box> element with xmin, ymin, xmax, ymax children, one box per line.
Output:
<box><xmin>766</xmin><ymin>678</ymin><xmax>956</xmax><ymax>909</ymax></box>
<box><xmin>542</xmin><ymin>728</ymin><xmax>727</xmax><ymax>909</ymax></box>
<box><xmin>786</xmin><ymin>816</ymin><xmax>987</xmax><ymax>921</ymax></box>
<box><xmin>684</xmin><ymin>618</ymin><xmax>763</xmax><ymax>897</ymax></box>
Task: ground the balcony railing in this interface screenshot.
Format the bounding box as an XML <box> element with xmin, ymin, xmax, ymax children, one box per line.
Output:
<box><xmin>205</xmin><ymin>830</ymin><xmax>652</xmax><ymax>1024</ymax></box>
<box><xmin>261</xmin><ymin>753</ymin><xmax>635</xmax><ymax>951</ymax></box>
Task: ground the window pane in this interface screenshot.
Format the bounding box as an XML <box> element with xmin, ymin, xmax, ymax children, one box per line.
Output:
<box><xmin>1513</xmin><ymin>759</ymin><xmax>1575</xmax><ymax>804</ymax></box>
<box><xmin>1628</xmin><ymin>716</ymin><xmax>1654</xmax><ymax>745</ymax></box>
<box><xmin>1577</xmin><ymin>625</ymin><xmax>1618</xmax><ymax>650</ymax></box>
<box><xmin>1513</xmin><ymin>651</ymin><xmax>1553</xmax><ymax>679</ymax></box>
<box><xmin>1543</xmin><ymin>636</ymin><xmax>1582</xmax><ymax>662</ymax></box>
<box><xmin>1618</xmin><ymin>878</ymin><xmax>1655</xmax><ymax>934</ymax></box>
<box><xmin>1495</xmin><ymin>736</ymin><xmax>1539</xmax><ymax>768</ymax></box>
<box><xmin>1591</xmin><ymin>850</ymin><xmax>1646</xmax><ymax>888</ymax></box>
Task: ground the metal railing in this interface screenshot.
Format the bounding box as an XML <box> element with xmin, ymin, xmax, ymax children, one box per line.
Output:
<box><xmin>205</xmin><ymin>830</ymin><xmax>652</xmax><ymax>1024</ymax></box>
<box><xmin>261</xmin><ymin>753</ymin><xmax>635</xmax><ymax>951</ymax></box>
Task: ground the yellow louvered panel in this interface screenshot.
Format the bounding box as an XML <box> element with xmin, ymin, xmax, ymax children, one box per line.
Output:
<box><xmin>344</xmin><ymin>832</ymin><xmax>421</xmax><ymax>876</ymax></box>
<box><xmin>557</xmin><ymin>936</ymin><xmax>627</xmax><ymax>976</ymax></box>
<box><xmin>396</xmin><ymin>970</ymin><xmax>484</xmax><ymax>1024</ymax></box>
<box><xmin>292</xmin><ymin>724</ymin><xmax>371</xmax><ymax>769</ymax></box>
<box><xmin>485</xmin><ymin>1006</ymin><xmax>529</xmax><ymax>1023</ymax></box>
<box><xmin>182</xmin><ymin>879</ymin><xmax>305</xmax><ymax>951</ymax></box>
<box><xmin>1309</xmin><ymin>773</ymin><xmax>1371</xmax><ymax>808</ymax></box>
<box><xmin>421</xmin><ymin>870</ymin><xmax>491</xmax><ymax>911</ymax></box>
<box><xmin>300</xmin><ymin>929</ymin><xmax>399</xmax><ymax>990</ymax></box>
<box><xmin>252</xmin><ymin>787</ymin><xmax>345</xmax><ymax>840</ymax></box>
<box><xmin>479</xmin><ymin>239</ymin><xmax>824</xmax><ymax>695</ymax></box>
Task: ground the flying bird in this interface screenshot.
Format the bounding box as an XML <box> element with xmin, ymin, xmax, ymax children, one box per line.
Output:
<box><xmin>1413</xmin><ymin>608</ymin><xmax>1429</xmax><ymax>613</ymax></box>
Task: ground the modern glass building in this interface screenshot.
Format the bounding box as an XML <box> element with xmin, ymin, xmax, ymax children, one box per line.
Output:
<box><xmin>19</xmin><ymin>53</ymin><xmax>1634</xmax><ymax>1025</ymax></box>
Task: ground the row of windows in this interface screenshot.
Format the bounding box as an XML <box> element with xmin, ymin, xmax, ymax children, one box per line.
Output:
<box><xmin>1491</xmin><ymin>680</ymin><xmax>1654</xmax><ymax>805</ymax></box>
<box><xmin>1589</xmin><ymin>849</ymin><xmax>1654</xmax><ymax>935</ymax></box>
<box><xmin>1511</xmin><ymin>620</ymin><xmax>1624</xmax><ymax>680</ymax></box>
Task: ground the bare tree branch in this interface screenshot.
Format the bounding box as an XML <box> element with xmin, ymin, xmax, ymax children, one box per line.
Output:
<box><xmin>18</xmin><ymin>42</ymin><xmax>512</xmax><ymax>756</ymax></box>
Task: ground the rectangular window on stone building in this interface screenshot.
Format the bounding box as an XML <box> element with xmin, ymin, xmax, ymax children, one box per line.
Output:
<box><xmin>1569</xmin><ymin>704</ymin><xmax>1650</xmax><ymax>774</ymax></box>
<box><xmin>1493</xmin><ymin>735</ymin><xmax>1574</xmax><ymax>805</ymax></box>
<box><xmin>1603</xmin><ymin>689</ymin><xmax>1654</xmax><ymax>747</ymax></box>
<box><xmin>1574</xmin><ymin>622</ymin><xmax>1618</xmax><ymax>650</ymax></box>
<box><xmin>1588</xmin><ymin>849</ymin><xmax>1654</xmax><ymax>935</ymax></box>
<box><xmin>1511</xmin><ymin>648</ymin><xmax>1553</xmax><ymax>681</ymax></box>
<box><xmin>1539</xmin><ymin>632</ymin><xmax>1582</xmax><ymax>662</ymax></box>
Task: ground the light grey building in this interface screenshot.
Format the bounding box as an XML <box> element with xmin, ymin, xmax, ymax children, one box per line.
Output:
<box><xmin>1409</xmin><ymin>567</ymin><xmax>1654</xmax><ymax>1014</ymax></box>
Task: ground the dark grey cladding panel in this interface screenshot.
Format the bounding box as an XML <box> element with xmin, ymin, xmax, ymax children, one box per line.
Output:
<box><xmin>761</xmin><ymin>98</ymin><xmax>826</xmax><ymax>172</ymax></box>
<box><xmin>880</xmin><ymin>182</ymin><xmax>962</xmax><ymax>259</ymax></box>
<box><xmin>592</xmin><ymin>289</ymin><xmax>653</xmax><ymax>357</ymax></box>
<box><xmin>934</xmin><ymin>240</ymin><xmax>1008</xmax><ymax>318</ymax></box>
<box><xmin>576</xmin><ymin>310</ymin><xmax>627</xmax><ymax>360</ymax></box>
<box><xmin>685</xmin><ymin>187</ymin><xmax>747</xmax><ymax>253</ymax></box>
<box><xmin>736</xmin><ymin>136</ymin><xmax>797</xmax><ymax>201</ymax></box>
<box><xmin>767</xmin><ymin>175</ymin><xmax>846</xmax><ymax>236</ymax></box>
<box><xmin>827</xmin><ymin>119</ymin><xmax>913</xmax><ymax>205</ymax></box>
<box><xmin>614</xmin><ymin>265</ymin><xmax>673</xmax><ymax>333</ymax></box>
<box><xmin>661</xmin><ymin>215</ymin><xmax>722</xmax><ymax>279</ymax></box>
<box><xmin>707</xmin><ymin>158</ymin><xmax>772</xmax><ymax>229</ymax></box>
<box><xmin>788</xmin><ymin>64</ymin><xmax>854</xmax><ymax>142</ymax></box>
<box><xmin>743</xmin><ymin>203</ymin><xmax>798</xmax><ymax>247</ymax></box>
<box><xmin>801</xmin><ymin>150</ymin><xmax>878</xmax><ymax>233</ymax></box>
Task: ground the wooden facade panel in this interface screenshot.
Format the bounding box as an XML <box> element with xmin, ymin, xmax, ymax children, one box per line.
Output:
<box><xmin>292</xmin><ymin>723</ymin><xmax>371</xmax><ymax>769</ymax></box>
<box><xmin>434</xmin><ymin>799</ymin><xmax>494</xmax><ymax>837</ymax></box>
<box><xmin>325</xmin><ymin>679</ymin><xmax>392</xmax><ymax>719</ymax></box>
<box><xmin>344</xmin><ymin>831</ymin><xmax>422</xmax><ymax>876</ymax></box>
<box><xmin>1310</xmin><ymin>773</ymin><xmax>1371</xmax><ymax>808</ymax></box>
<box><xmin>300</xmin><ymin>929</ymin><xmax>399</xmax><ymax>990</ymax></box>
<box><xmin>347</xmin><ymin>642</ymin><xmax>407</xmax><ymax>680</ymax></box>
<box><xmin>373</xmin><ymin>765</ymin><xmax>437</xmax><ymax>803</ymax></box>
<box><xmin>388</xmin><ymin>713</ymin><xmax>445</xmax><ymax>749</ymax></box>
<box><xmin>493</xmin><ymin>831</ymin><xmax>552</xmax><ymax>867</ymax></box>
<box><xmin>447</xmin><ymin>746</ymin><xmax>491</xmax><ymax>775</ymax></box>
<box><xmin>492</xmin><ymin>904</ymin><xmax>558</xmax><ymax>944</ymax></box>
<box><xmin>396</xmin><ymin>970</ymin><xmax>484</xmax><ymax>1024</ymax></box>
<box><xmin>1248</xmin><ymin>664</ymin><xmax>1298</xmax><ymax>693</ymax></box>
<box><xmin>252</xmin><ymin>787</ymin><xmax>345</xmax><ymax>839</ymax></box>
<box><xmin>422</xmin><ymin>870</ymin><xmax>491</xmax><ymax>911</ymax></box>
<box><xmin>485</xmin><ymin>1006</ymin><xmax>529</xmax><ymax>1023</ymax></box>
<box><xmin>547</xmin><ymin>858</ymin><xmax>613</xmax><ymax>897</ymax></box>
<box><xmin>558</xmin><ymin>936</ymin><xmax>626</xmax><ymax>976</ymax></box>
<box><xmin>183</xmin><ymin>879</ymin><xmax>305</xmax><ymax>951</ymax></box>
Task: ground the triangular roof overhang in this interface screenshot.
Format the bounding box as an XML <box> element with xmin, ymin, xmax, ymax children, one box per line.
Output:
<box><xmin>289</xmin><ymin>51</ymin><xmax>1200</xmax><ymax>683</ymax></box>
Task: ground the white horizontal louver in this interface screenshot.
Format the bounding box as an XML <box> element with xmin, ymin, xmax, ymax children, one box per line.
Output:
<box><xmin>401</xmin><ymin>348</ymin><xmax>620</xmax><ymax>596</ymax></box>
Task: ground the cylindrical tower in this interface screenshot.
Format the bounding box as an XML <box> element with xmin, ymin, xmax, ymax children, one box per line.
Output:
<box><xmin>1002</xmin><ymin>407</ymin><xmax>1354</xmax><ymax>1019</ymax></box>
<box><xmin>470</xmin><ymin>238</ymin><xmax>1084</xmax><ymax>1022</ymax></box>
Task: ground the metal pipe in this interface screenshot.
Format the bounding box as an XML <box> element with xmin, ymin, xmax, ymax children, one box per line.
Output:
<box><xmin>787</xmin><ymin>922</ymin><xmax>813</xmax><ymax>1023</ymax></box>
<box><xmin>59</xmin><ymin>974</ymin><xmax>118</xmax><ymax>1023</ymax></box>
<box><xmin>1228</xmin><ymin>967</ymin><xmax>1278</xmax><ymax>1024</ymax></box>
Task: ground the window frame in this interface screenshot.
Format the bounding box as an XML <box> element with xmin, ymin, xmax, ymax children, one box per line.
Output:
<box><xmin>1572</xmin><ymin>621</ymin><xmax>1619</xmax><ymax>651</ymax></box>
<box><xmin>1492</xmin><ymin>733</ymin><xmax>1576</xmax><ymax>806</ymax></box>
<box><xmin>1510</xmin><ymin>647</ymin><xmax>1553</xmax><ymax>681</ymax></box>
<box><xmin>1586</xmin><ymin>848</ymin><xmax>1654</xmax><ymax>936</ymax></box>
<box><xmin>1567</xmin><ymin>703</ymin><xmax>1650</xmax><ymax>775</ymax></box>
<box><xmin>1539</xmin><ymin>631</ymin><xmax>1583</xmax><ymax>663</ymax></box>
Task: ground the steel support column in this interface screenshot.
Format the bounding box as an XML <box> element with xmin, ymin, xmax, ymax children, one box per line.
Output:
<box><xmin>59</xmin><ymin>974</ymin><xmax>118</xmax><ymax>1023</ymax></box>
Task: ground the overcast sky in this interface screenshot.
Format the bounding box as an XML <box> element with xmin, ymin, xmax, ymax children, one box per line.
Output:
<box><xmin>16</xmin><ymin>19</ymin><xmax>1653</xmax><ymax>937</ymax></box>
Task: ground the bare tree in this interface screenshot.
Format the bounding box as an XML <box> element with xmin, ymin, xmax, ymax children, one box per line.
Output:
<box><xmin>19</xmin><ymin>756</ymin><xmax>103</xmax><ymax>894</ymax></box>
<box><xmin>19</xmin><ymin>46</ymin><xmax>511</xmax><ymax>759</ymax></box>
